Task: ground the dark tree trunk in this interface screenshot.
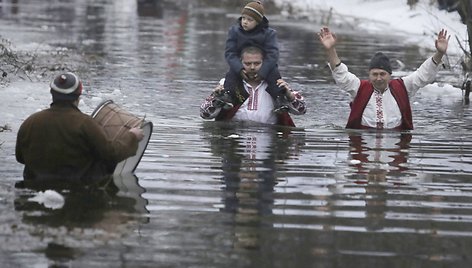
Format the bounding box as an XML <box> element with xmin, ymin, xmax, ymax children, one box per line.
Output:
<box><xmin>461</xmin><ymin>0</ymin><xmax>472</xmax><ymax>56</ymax></box>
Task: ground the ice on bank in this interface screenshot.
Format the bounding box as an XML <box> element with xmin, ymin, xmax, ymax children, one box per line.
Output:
<box><xmin>273</xmin><ymin>0</ymin><xmax>466</xmax><ymax>55</ymax></box>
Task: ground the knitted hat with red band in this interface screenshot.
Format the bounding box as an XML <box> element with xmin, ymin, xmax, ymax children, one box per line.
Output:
<box><xmin>241</xmin><ymin>1</ymin><xmax>265</xmax><ymax>23</ymax></box>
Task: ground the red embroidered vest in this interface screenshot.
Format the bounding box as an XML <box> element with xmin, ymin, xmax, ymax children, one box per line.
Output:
<box><xmin>346</xmin><ymin>79</ymin><xmax>413</xmax><ymax>130</ymax></box>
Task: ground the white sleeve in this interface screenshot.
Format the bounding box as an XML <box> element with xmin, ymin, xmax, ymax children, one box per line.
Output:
<box><xmin>401</xmin><ymin>57</ymin><xmax>442</xmax><ymax>97</ymax></box>
<box><xmin>330</xmin><ymin>63</ymin><xmax>361</xmax><ymax>100</ymax></box>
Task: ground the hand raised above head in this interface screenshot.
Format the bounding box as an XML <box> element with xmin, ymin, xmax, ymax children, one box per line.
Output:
<box><xmin>318</xmin><ymin>26</ymin><xmax>337</xmax><ymax>50</ymax></box>
<box><xmin>435</xmin><ymin>28</ymin><xmax>450</xmax><ymax>54</ymax></box>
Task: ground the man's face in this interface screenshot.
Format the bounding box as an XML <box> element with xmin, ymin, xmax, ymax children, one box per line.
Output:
<box><xmin>369</xmin><ymin>68</ymin><xmax>391</xmax><ymax>91</ymax></box>
<box><xmin>241</xmin><ymin>52</ymin><xmax>263</xmax><ymax>80</ymax></box>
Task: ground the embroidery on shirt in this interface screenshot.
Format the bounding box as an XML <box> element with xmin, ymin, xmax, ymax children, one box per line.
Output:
<box><xmin>375</xmin><ymin>90</ymin><xmax>384</xmax><ymax>129</ymax></box>
<box><xmin>246</xmin><ymin>85</ymin><xmax>259</xmax><ymax>111</ymax></box>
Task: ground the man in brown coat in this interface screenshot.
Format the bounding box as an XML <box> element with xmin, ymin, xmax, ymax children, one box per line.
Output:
<box><xmin>15</xmin><ymin>72</ymin><xmax>144</xmax><ymax>189</ymax></box>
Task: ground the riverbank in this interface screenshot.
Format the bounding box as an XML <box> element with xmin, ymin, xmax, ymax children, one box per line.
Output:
<box><xmin>272</xmin><ymin>0</ymin><xmax>466</xmax><ymax>55</ymax></box>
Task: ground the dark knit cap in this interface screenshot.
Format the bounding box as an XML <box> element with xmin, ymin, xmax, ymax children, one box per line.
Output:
<box><xmin>241</xmin><ymin>1</ymin><xmax>265</xmax><ymax>23</ymax></box>
<box><xmin>50</xmin><ymin>72</ymin><xmax>83</xmax><ymax>101</ymax></box>
<box><xmin>369</xmin><ymin>52</ymin><xmax>392</xmax><ymax>74</ymax></box>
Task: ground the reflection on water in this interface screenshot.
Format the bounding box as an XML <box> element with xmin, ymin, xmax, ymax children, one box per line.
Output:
<box><xmin>137</xmin><ymin>0</ymin><xmax>163</xmax><ymax>18</ymax></box>
<box><xmin>12</xmin><ymin>173</ymin><xmax>149</xmax><ymax>267</ymax></box>
<box><xmin>348</xmin><ymin>131</ymin><xmax>412</xmax><ymax>177</ymax></box>
<box><xmin>1</xmin><ymin>0</ymin><xmax>472</xmax><ymax>267</ymax></box>
<box><xmin>201</xmin><ymin>122</ymin><xmax>306</xmax><ymax>249</ymax></box>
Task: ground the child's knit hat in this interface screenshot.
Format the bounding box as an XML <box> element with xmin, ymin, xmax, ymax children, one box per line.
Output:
<box><xmin>241</xmin><ymin>1</ymin><xmax>265</xmax><ymax>23</ymax></box>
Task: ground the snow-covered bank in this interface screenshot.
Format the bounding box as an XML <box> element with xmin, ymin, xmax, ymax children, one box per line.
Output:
<box><xmin>271</xmin><ymin>0</ymin><xmax>468</xmax><ymax>100</ymax></box>
<box><xmin>273</xmin><ymin>0</ymin><xmax>467</xmax><ymax>56</ymax></box>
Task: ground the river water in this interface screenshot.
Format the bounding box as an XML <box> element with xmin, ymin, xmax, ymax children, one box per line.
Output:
<box><xmin>1</xmin><ymin>0</ymin><xmax>472</xmax><ymax>267</ymax></box>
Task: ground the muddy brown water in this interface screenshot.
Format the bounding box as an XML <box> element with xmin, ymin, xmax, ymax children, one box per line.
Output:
<box><xmin>1</xmin><ymin>1</ymin><xmax>472</xmax><ymax>267</ymax></box>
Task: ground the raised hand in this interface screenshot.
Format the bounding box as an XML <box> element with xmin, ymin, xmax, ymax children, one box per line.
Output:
<box><xmin>318</xmin><ymin>26</ymin><xmax>342</xmax><ymax>68</ymax></box>
<box><xmin>318</xmin><ymin>27</ymin><xmax>337</xmax><ymax>50</ymax></box>
<box><xmin>435</xmin><ymin>28</ymin><xmax>450</xmax><ymax>54</ymax></box>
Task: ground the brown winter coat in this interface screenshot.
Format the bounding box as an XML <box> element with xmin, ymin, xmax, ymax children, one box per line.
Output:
<box><xmin>15</xmin><ymin>101</ymin><xmax>138</xmax><ymax>186</ymax></box>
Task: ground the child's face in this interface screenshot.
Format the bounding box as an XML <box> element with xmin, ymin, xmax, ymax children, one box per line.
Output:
<box><xmin>241</xmin><ymin>15</ymin><xmax>258</xmax><ymax>31</ymax></box>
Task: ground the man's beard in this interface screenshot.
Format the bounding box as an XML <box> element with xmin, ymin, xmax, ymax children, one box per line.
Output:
<box><xmin>247</xmin><ymin>72</ymin><xmax>258</xmax><ymax>80</ymax></box>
